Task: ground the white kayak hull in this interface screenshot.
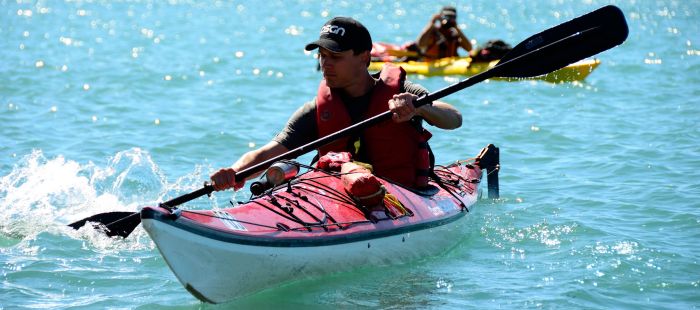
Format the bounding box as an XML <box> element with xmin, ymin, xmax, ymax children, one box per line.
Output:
<box><xmin>142</xmin><ymin>211</ymin><xmax>472</xmax><ymax>303</ymax></box>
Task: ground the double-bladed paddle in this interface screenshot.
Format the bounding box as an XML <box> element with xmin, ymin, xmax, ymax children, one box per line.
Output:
<box><xmin>68</xmin><ymin>5</ymin><xmax>628</xmax><ymax>238</ymax></box>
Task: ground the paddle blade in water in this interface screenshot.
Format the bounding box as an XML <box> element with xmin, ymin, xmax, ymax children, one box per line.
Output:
<box><xmin>495</xmin><ymin>5</ymin><xmax>629</xmax><ymax>78</ymax></box>
<box><xmin>68</xmin><ymin>211</ymin><xmax>141</xmax><ymax>238</ymax></box>
<box><xmin>67</xmin><ymin>185</ymin><xmax>213</xmax><ymax>238</ymax></box>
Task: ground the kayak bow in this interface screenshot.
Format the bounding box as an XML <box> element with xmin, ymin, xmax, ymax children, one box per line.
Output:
<box><xmin>369</xmin><ymin>57</ymin><xmax>601</xmax><ymax>82</ymax></box>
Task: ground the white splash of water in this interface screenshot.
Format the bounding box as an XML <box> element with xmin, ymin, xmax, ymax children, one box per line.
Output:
<box><xmin>0</xmin><ymin>148</ymin><xmax>166</xmax><ymax>245</ymax></box>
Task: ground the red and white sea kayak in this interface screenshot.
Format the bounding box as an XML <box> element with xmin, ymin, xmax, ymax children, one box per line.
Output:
<box><xmin>141</xmin><ymin>145</ymin><xmax>499</xmax><ymax>303</ymax></box>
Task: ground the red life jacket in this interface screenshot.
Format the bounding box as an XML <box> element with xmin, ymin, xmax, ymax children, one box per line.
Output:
<box><xmin>315</xmin><ymin>64</ymin><xmax>432</xmax><ymax>188</ymax></box>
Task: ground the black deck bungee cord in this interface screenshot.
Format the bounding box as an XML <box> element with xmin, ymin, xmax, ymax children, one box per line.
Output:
<box><xmin>182</xmin><ymin>160</ymin><xmax>479</xmax><ymax>232</ymax></box>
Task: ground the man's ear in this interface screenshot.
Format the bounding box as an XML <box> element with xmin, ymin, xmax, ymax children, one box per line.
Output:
<box><xmin>362</xmin><ymin>50</ymin><xmax>371</xmax><ymax>67</ymax></box>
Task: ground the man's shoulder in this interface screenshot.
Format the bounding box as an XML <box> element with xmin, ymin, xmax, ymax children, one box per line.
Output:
<box><xmin>283</xmin><ymin>100</ymin><xmax>317</xmax><ymax>127</ymax></box>
<box><xmin>305</xmin><ymin>99</ymin><xmax>317</xmax><ymax>111</ymax></box>
<box><xmin>293</xmin><ymin>99</ymin><xmax>317</xmax><ymax>115</ymax></box>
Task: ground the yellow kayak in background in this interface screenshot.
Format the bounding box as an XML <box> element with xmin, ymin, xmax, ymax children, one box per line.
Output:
<box><xmin>369</xmin><ymin>57</ymin><xmax>601</xmax><ymax>83</ymax></box>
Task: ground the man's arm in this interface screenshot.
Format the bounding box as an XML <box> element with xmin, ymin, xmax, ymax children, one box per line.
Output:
<box><xmin>210</xmin><ymin>141</ymin><xmax>289</xmax><ymax>191</ymax></box>
<box><xmin>210</xmin><ymin>101</ymin><xmax>316</xmax><ymax>191</ymax></box>
<box><xmin>388</xmin><ymin>93</ymin><xmax>462</xmax><ymax>130</ymax></box>
<box><xmin>416</xmin><ymin>14</ymin><xmax>441</xmax><ymax>51</ymax></box>
<box><xmin>398</xmin><ymin>81</ymin><xmax>462</xmax><ymax>129</ymax></box>
<box><xmin>416</xmin><ymin>101</ymin><xmax>462</xmax><ymax>129</ymax></box>
<box><xmin>452</xmin><ymin>27</ymin><xmax>473</xmax><ymax>52</ymax></box>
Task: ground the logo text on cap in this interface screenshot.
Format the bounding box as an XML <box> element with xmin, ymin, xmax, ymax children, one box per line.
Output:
<box><xmin>321</xmin><ymin>25</ymin><xmax>345</xmax><ymax>36</ymax></box>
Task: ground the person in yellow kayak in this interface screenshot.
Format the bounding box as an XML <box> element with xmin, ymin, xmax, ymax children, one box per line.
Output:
<box><xmin>211</xmin><ymin>17</ymin><xmax>462</xmax><ymax>191</ymax></box>
<box><xmin>415</xmin><ymin>6</ymin><xmax>473</xmax><ymax>59</ymax></box>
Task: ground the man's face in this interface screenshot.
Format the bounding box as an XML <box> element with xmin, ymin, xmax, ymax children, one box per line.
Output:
<box><xmin>318</xmin><ymin>48</ymin><xmax>369</xmax><ymax>89</ymax></box>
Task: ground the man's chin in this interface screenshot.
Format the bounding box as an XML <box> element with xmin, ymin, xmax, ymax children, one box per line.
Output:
<box><xmin>324</xmin><ymin>79</ymin><xmax>338</xmax><ymax>88</ymax></box>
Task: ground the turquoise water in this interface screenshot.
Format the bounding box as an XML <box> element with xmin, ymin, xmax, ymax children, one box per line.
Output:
<box><xmin>2</xmin><ymin>0</ymin><xmax>699</xmax><ymax>308</ymax></box>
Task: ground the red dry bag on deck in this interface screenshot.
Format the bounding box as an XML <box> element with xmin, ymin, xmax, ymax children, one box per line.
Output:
<box><xmin>340</xmin><ymin>162</ymin><xmax>385</xmax><ymax>206</ymax></box>
<box><xmin>317</xmin><ymin>151</ymin><xmax>352</xmax><ymax>171</ymax></box>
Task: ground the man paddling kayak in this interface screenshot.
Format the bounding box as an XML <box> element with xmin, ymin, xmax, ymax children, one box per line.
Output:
<box><xmin>211</xmin><ymin>17</ymin><xmax>462</xmax><ymax>191</ymax></box>
<box><xmin>69</xmin><ymin>6</ymin><xmax>628</xmax><ymax>241</ymax></box>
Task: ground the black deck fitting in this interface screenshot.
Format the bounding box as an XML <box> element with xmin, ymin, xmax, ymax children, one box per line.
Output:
<box><xmin>475</xmin><ymin>144</ymin><xmax>500</xmax><ymax>199</ymax></box>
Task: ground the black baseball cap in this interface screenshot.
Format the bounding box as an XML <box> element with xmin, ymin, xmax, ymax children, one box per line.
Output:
<box><xmin>304</xmin><ymin>17</ymin><xmax>372</xmax><ymax>53</ymax></box>
<box><xmin>441</xmin><ymin>6</ymin><xmax>457</xmax><ymax>18</ymax></box>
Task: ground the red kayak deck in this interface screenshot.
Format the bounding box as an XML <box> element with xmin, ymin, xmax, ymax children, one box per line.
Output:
<box><xmin>142</xmin><ymin>160</ymin><xmax>484</xmax><ymax>246</ymax></box>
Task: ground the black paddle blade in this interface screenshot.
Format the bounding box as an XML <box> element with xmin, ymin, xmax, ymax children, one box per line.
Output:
<box><xmin>422</xmin><ymin>5</ymin><xmax>628</xmax><ymax>104</ymax></box>
<box><xmin>66</xmin><ymin>185</ymin><xmax>213</xmax><ymax>238</ymax></box>
<box><xmin>68</xmin><ymin>211</ymin><xmax>141</xmax><ymax>238</ymax></box>
<box><xmin>495</xmin><ymin>5</ymin><xmax>628</xmax><ymax>78</ymax></box>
